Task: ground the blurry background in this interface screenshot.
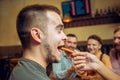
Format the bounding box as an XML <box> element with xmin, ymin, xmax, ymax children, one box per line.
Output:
<box><xmin>0</xmin><ymin>0</ymin><xmax>120</xmax><ymax>80</ymax></box>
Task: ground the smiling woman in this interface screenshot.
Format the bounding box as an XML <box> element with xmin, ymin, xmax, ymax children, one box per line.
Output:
<box><xmin>85</xmin><ymin>34</ymin><xmax>112</xmax><ymax>80</ymax></box>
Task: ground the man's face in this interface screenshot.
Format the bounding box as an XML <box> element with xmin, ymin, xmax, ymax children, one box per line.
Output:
<box><xmin>64</xmin><ymin>36</ymin><xmax>77</xmax><ymax>51</ymax></box>
<box><xmin>114</xmin><ymin>30</ymin><xmax>120</xmax><ymax>51</ymax></box>
<box><xmin>44</xmin><ymin>11</ymin><xmax>66</xmax><ymax>63</ymax></box>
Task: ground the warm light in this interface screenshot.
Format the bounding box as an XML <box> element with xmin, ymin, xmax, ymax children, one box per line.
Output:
<box><xmin>62</xmin><ymin>14</ymin><xmax>72</xmax><ymax>23</ymax></box>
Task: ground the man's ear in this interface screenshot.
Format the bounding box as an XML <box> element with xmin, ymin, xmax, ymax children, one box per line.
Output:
<box><xmin>30</xmin><ymin>27</ymin><xmax>41</xmax><ymax>43</ymax></box>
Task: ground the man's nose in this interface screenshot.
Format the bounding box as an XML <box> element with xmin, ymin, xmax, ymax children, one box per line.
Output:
<box><xmin>114</xmin><ymin>38</ymin><xmax>120</xmax><ymax>43</ymax></box>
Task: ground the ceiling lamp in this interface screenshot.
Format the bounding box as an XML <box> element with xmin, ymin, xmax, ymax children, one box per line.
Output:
<box><xmin>62</xmin><ymin>14</ymin><xmax>72</xmax><ymax>23</ymax></box>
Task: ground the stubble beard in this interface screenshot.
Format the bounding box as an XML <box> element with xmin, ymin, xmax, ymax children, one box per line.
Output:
<box><xmin>114</xmin><ymin>43</ymin><xmax>120</xmax><ymax>53</ymax></box>
<box><xmin>43</xmin><ymin>37</ymin><xmax>58</xmax><ymax>64</ymax></box>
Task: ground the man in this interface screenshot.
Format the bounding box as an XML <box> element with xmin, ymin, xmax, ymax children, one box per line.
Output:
<box><xmin>73</xmin><ymin>27</ymin><xmax>120</xmax><ymax>80</ymax></box>
<box><xmin>64</xmin><ymin>34</ymin><xmax>79</xmax><ymax>52</ymax></box>
<box><xmin>52</xmin><ymin>34</ymin><xmax>80</xmax><ymax>79</ymax></box>
<box><xmin>109</xmin><ymin>27</ymin><xmax>120</xmax><ymax>75</ymax></box>
<box><xmin>9</xmin><ymin>4</ymin><xmax>67</xmax><ymax>80</ymax></box>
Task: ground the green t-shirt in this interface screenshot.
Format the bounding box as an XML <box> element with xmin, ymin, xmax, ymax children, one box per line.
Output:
<box><xmin>9</xmin><ymin>58</ymin><xmax>50</xmax><ymax>80</ymax></box>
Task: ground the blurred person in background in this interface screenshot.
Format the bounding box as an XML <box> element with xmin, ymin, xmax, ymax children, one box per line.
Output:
<box><xmin>109</xmin><ymin>27</ymin><xmax>120</xmax><ymax>75</ymax></box>
<box><xmin>51</xmin><ymin>33</ymin><xmax>81</xmax><ymax>80</ymax></box>
<box><xmin>73</xmin><ymin>27</ymin><xmax>120</xmax><ymax>80</ymax></box>
<box><xmin>84</xmin><ymin>34</ymin><xmax>112</xmax><ymax>80</ymax></box>
<box><xmin>87</xmin><ymin>34</ymin><xmax>111</xmax><ymax>68</ymax></box>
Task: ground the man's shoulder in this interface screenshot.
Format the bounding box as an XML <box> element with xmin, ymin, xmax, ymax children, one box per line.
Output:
<box><xmin>9</xmin><ymin>58</ymin><xmax>50</xmax><ymax>80</ymax></box>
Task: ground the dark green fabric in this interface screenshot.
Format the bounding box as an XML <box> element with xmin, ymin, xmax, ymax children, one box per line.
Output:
<box><xmin>9</xmin><ymin>58</ymin><xmax>50</xmax><ymax>80</ymax></box>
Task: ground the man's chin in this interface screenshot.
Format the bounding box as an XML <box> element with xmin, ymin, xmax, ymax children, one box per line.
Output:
<box><xmin>53</xmin><ymin>60</ymin><xmax>59</xmax><ymax>63</ymax></box>
<box><xmin>115</xmin><ymin>45</ymin><xmax>120</xmax><ymax>50</ymax></box>
<box><xmin>114</xmin><ymin>46</ymin><xmax>120</xmax><ymax>53</ymax></box>
<box><xmin>53</xmin><ymin>57</ymin><xmax>60</xmax><ymax>63</ymax></box>
<box><xmin>51</xmin><ymin>59</ymin><xmax>59</xmax><ymax>63</ymax></box>
<box><xmin>115</xmin><ymin>48</ymin><xmax>120</xmax><ymax>52</ymax></box>
<box><xmin>50</xmin><ymin>56</ymin><xmax>60</xmax><ymax>63</ymax></box>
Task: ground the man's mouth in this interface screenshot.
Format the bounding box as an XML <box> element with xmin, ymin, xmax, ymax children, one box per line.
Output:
<box><xmin>57</xmin><ymin>46</ymin><xmax>63</xmax><ymax>49</ymax></box>
<box><xmin>57</xmin><ymin>46</ymin><xmax>63</xmax><ymax>54</ymax></box>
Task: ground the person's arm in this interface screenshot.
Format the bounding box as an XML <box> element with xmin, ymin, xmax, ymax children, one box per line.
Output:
<box><xmin>73</xmin><ymin>52</ymin><xmax>120</xmax><ymax>80</ymax></box>
<box><xmin>96</xmin><ymin>62</ymin><xmax>120</xmax><ymax>80</ymax></box>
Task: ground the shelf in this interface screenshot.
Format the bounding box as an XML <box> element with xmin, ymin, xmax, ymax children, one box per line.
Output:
<box><xmin>63</xmin><ymin>14</ymin><xmax>120</xmax><ymax>28</ymax></box>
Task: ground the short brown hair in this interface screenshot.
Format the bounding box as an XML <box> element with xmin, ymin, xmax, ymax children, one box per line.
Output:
<box><xmin>67</xmin><ymin>33</ymin><xmax>77</xmax><ymax>40</ymax></box>
<box><xmin>114</xmin><ymin>27</ymin><xmax>120</xmax><ymax>34</ymax></box>
<box><xmin>17</xmin><ymin>4</ymin><xmax>60</xmax><ymax>48</ymax></box>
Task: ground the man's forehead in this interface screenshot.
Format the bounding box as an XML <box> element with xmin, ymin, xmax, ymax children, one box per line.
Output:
<box><xmin>46</xmin><ymin>11</ymin><xmax>63</xmax><ymax>26</ymax></box>
<box><xmin>47</xmin><ymin>11</ymin><xmax>60</xmax><ymax>21</ymax></box>
<box><xmin>115</xmin><ymin>31</ymin><xmax>120</xmax><ymax>36</ymax></box>
<box><xmin>66</xmin><ymin>37</ymin><xmax>77</xmax><ymax>42</ymax></box>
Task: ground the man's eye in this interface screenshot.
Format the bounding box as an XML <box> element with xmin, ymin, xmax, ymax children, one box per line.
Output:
<box><xmin>57</xmin><ymin>27</ymin><xmax>63</xmax><ymax>33</ymax></box>
<box><xmin>57</xmin><ymin>29</ymin><xmax>61</xmax><ymax>33</ymax></box>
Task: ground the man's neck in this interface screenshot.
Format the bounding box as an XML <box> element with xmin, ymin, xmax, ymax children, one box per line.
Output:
<box><xmin>22</xmin><ymin>49</ymin><xmax>47</xmax><ymax>69</ymax></box>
